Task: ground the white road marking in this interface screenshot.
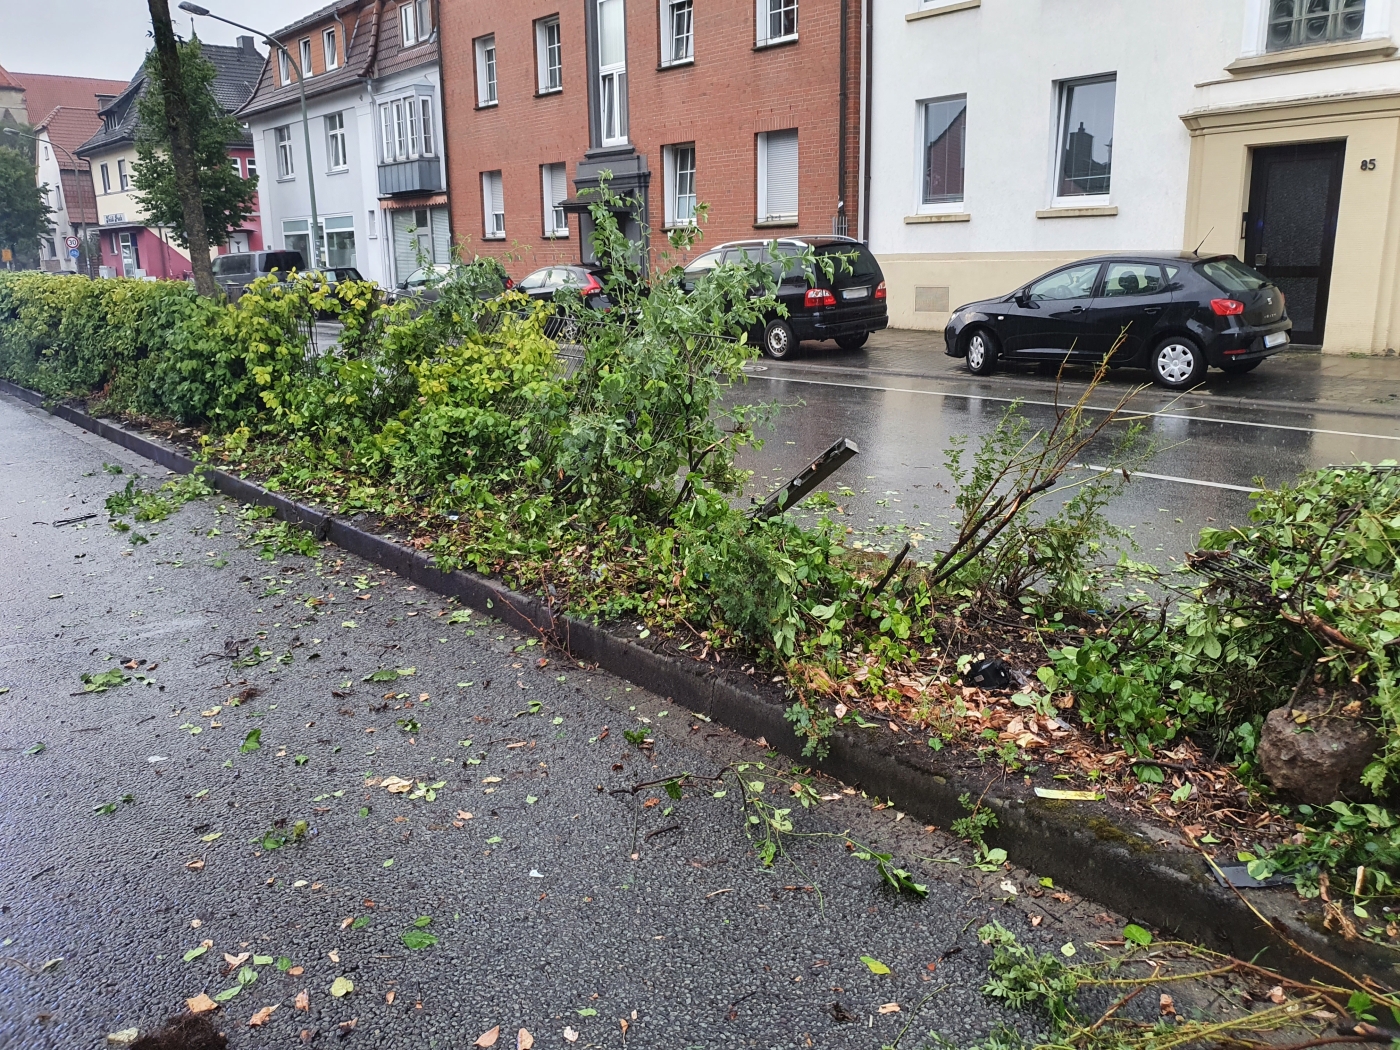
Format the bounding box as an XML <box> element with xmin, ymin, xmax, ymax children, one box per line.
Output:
<box><xmin>747</xmin><ymin>373</ymin><xmax>1400</xmax><ymax>443</ymax></box>
<box><xmin>1073</xmin><ymin>463</ymin><xmax>1262</xmax><ymax>494</ymax></box>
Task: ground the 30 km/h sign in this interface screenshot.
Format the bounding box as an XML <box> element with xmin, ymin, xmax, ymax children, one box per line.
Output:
<box><xmin>64</xmin><ymin>236</ymin><xmax>79</xmax><ymax>250</ymax></box>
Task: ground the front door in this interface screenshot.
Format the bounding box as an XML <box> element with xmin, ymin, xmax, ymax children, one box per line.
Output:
<box><xmin>1245</xmin><ymin>140</ymin><xmax>1345</xmax><ymax>346</ymax></box>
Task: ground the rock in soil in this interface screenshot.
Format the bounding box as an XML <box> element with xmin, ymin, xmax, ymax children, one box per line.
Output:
<box><xmin>1258</xmin><ymin>699</ymin><xmax>1378</xmax><ymax>805</ymax></box>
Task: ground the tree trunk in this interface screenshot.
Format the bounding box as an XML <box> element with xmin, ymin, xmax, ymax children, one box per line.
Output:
<box><xmin>146</xmin><ymin>0</ymin><xmax>217</xmax><ymax>298</ymax></box>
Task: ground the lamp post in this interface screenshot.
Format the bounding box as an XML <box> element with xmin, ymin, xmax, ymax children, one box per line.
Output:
<box><xmin>3</xmin><ymin>126</ymin><xmax>94</xmax><ymax>276</ymax></box>
<box><xmin>178</xmin><ymin>2</ymin><xmax>320</xmax><ymax>268</ymax></box>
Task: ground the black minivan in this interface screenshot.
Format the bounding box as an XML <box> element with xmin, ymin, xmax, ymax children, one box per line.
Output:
<box><xmin>943</xmin><ymin>253</ymin><xmax>1291</xmax><ymax>389</ymax></box>
<box><xmin>682</xmin><ymin>236</ymin><xmax>888</xmax><ymax>358</ymax></box>
<box><xmin>211</xmin><ymin>250</ymin><xmax>305</xmax><ymax>300</ymax></box>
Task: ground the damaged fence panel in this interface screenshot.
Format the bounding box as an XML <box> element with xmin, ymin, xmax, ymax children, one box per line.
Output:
<box><xmin>752</xmin><ymin>437</ymin><xmax>859</xmax><ymax>521</ymax></box>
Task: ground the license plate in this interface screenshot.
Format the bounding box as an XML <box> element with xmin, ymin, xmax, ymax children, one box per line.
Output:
<box><xmin>1265</xmin><ymin>331</ymin><xmax>1288</xmax><ymax>348</ymax></box>
<box><xmin>842</xmin><ymin>287</ymin><xmax>869</xmax><ymax>301</ymax></box>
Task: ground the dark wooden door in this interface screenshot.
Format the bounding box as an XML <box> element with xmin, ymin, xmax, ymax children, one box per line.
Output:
<box><xmin>1245</xmin><ymin>140</ymin><xmax>1346</xmax><ymax>346</ymax></box>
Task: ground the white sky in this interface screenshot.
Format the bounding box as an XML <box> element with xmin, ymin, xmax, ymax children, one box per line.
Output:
<box><xmin>0</xmin><ymin>0</ymin><xmax>328</xmax><ymax>81</ymax></box>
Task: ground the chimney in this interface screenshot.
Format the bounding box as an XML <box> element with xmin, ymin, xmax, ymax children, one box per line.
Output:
<box><xmin>238</xmin><ymin>35</ymin><xmax>257</xmax><ymax>55</ymax></box>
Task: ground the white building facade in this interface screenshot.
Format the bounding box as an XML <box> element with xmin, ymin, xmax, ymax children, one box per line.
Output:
<box><xmin>241</xmin><ymin>0</ymin><xmax>450</xmax><ymax>290</ymax></box>
<box><xmin>868</xmin><ymin>0</ymin><xmax>1400</xmax><ymax>355</ymax></box>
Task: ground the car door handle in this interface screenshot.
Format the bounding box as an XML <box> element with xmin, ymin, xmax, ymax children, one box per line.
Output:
<box><xmin>1143</xmin><ymin>306</ymin><xmax>1162</xmax><ymax>314</ymax></box>
<box><xmin>1070</xmin><ymin>306</ymin><xmax>1085</xmax><ymax>313</ymax></box>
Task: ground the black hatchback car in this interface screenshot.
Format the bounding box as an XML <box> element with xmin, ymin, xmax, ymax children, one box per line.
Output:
<box><xmin>682</xmin><ymin>236</ymin><xmax>888</xmax><ymax>358</ymax></box>
<box><xmin>515</xmin><ymin>264</ymin><xmax>612</xmax><ymax>311</ymax></box>
<box><xmin>943</xmin><ymin>253</ymin><xmax>1291</xmax><ymax>389</ymax></box>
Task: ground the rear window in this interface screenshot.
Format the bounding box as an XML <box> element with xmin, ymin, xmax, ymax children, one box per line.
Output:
<box><xmin>212</xmin><ymin>254</ymin><xmax>252</xmax><ymax>276</ymax></box>
<box><xmin>260</xmin><ymin>251</ymin><xmax>302</xmax><ymax>273</ymax></box>
<box><xmin>1195</xmin><ymin>257</ymin><xmax>1268</xmax><ymax>294</ymax></box>
<box><xmin>815</xmin><ymin>244</ymin><xmax>880</xmax><ymax>278</ymax></box>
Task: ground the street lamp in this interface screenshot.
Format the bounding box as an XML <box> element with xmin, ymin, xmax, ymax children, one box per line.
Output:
<box><xmin>3</xmin><ymin>126</ymin><xmax>94</xmax><ymax>276</ymax></box>
<box><xmin>178</xmin><ymin>1</ymin><xmax>320</xmax><ymax>268</ymax></box>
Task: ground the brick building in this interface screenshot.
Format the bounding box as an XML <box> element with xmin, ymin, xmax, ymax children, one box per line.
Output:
<box><xmin>438</xmin><ymin>0</ymin><xmax>865</xmax><ymax>277</ymax></box>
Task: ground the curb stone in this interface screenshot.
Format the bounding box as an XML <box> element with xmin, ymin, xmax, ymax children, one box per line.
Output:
<box><xmin>2</xmin><ymin>378</ymin><xmax>1391</xmax><ymax>986</ymax></box>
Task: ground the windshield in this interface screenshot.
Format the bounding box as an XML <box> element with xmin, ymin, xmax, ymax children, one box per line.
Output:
<box><xmin>1195</xmin><ymin>257</ymin><xmax>1269</xmax><ymax>294</ymax></box>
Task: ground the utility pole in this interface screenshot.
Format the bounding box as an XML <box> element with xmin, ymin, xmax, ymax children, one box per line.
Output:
<box><xmin>147</xmin><ymin>0</ymin><xmax>217</xmax><ymax>296</ymax></box>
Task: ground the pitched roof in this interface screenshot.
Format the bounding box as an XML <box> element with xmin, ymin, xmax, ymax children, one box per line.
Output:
<box><xmin>238</xmin><ymin>0</ymin><xmax>442</xmax><ymax>119</ymax></box>
<box><xmin>34</xmin><ymin>106</ymin><xmax>105</xmax><ymax>167</ymax></box>
<box><xmin>0</xmin><ymin>64</ymin><xmax>23</xmax><ymax>91</ymax></box>
<box><xmin>10</xmin><ymin>72</ymin><xmax>129</xmax><ymax>125</ymax></box>
<box><xmin>75</xmin><ymin>39</ymin><xmax>265</xmax><ymax>158</ymax></box>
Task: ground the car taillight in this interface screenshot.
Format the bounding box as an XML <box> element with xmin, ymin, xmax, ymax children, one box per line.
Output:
<box><xmin>582</xmin><ymin>273</ymin><xmax>603</xmax><ymax>294</ymax></box>
<box><xmin>1210</xmin><ymin>298</ymin><xmax>1244</xmax><ymax>316</ymax></box>
<box><xmin>874</xmin><ymin>280</ymin><xmax>887</xmax><ymax>300</ymax></box>
<box><xmin>504</xmin><ymin>276</ymin><xmax>514</xmax><ymax>290</ymax></box>
<box><xmin>804</xmin><ymin>288</ymin><xmax>836</xmax><ymax>308</ymax></box>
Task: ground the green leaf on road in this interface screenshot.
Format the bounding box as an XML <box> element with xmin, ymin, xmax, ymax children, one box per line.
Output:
<box><xmin>1122</xmin><ymin>924</ymin><xmax>1153</xmax><ymax>947</ymax></box>
<box><xmin>183</xmin><ymin>945</ymin><xmax>208</xmax><ymax>962</ymax></box>
<box><xmin>24</xmin><ymin>742</ymin><xmax>45</xmax><ymax>755</ymax></box>
<box><xmin>351</xmin><ymin>916</ymin><xmax>371</xmax><ymax>930</ymax></box>
<box><xmin>212</xmin><ymin>985</ymin><xmax>242</xmax><ymax>1003</ymax></box>
<box><xmin>576</xmin><ymin>1009</ymin><xmax>597</xmax><ymax>1017</ymax></box>
<box><xmin>860</xmin><ymin>956</ymin><xmax>891</xmax><ymax>975</ymax></box>
<box><xmin>252</xmin><ymin>955</ymin><xmax>273</xmax><ymax>966</ymax></box>
<box><xmin>240</xmin><ymin>729</ymin><xmax>262</xmax><ymax>753</ymax></box>
<box><xmin>401</xmin><ymin>929</ymin><xmax>438</xmax><ymax>950</ymax></box>
<box><xmin>330</xmin><ymin>976</ymin><xmax>354</xmax><ymax>997</ymax></box>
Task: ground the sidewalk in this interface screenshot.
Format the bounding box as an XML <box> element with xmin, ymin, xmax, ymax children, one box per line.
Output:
<box><xmin>782</xmin><ymin>328</ymin><xmax>1400</xmax><ymax>420</ymax></box>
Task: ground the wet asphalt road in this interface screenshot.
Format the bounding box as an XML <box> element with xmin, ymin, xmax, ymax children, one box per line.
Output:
<box><xmin>732</xmin><ymin>336</ymin><xmax>1400</xmax><ymax>567</ymax></box>
<box><xmin>0</xmin><ymin>393</ymin><xmax>1179</xmax><ymax>1049</ymax></box>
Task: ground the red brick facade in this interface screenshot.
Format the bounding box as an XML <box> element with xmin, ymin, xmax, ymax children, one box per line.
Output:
<box><xmin>439</xmin><ymin>0</ymin><xmax>863</xmax><ymax>278</ymax></box>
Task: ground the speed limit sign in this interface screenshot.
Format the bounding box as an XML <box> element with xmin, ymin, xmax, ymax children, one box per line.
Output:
<box><xmin>64</xmin><ymin>236</ymin><xmax>79</xmax><ymax>250</ymax></box>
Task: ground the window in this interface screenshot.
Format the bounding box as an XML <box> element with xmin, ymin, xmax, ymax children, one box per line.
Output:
<box><xmin>1056</xmin><ymin>75</ymin><xmax>1115</xmax><ymax>198</ymax></box>
<box><xmin>1027</xmin><ymin>263</ymin><xmax>1100</xmax><ymax>301</ymax></box>
<box><xmin>283</xmin><ymin>218</ymin><xmax>311</xmax><ymax>264</ymax></box>
<box><xmin>597</xmin><ymin>0</ymin><xmax>628</xmax><ymax>144</ymax></box>
<box><xmin>1267</xmin><ymin>0</ymin><xmax>1365</xmax><ymax>50</ymax></box>
<box><xmin>756</xmin><ymin>129</ymin><xmax>798</xmax><ymax>223</ymax></box>
<box><xmin>394</xmin><ymin>100</ymin><xmax>407</xmax><ymax>156</ymax></box>
<box><xmin>420</xmin><ymin>98</ymin><xmax>434</xmax><ymax>155</ymax></box>
<box><xmin>536</xmin><ymin>16</ymin><xmax>562</xmax><ymax>92</ymax></box>
<box><xmin>401</xmin><ymin>2</ymin><xmax>418</xmax><ymax>45</ymax></box>
<box><xmin>118</xmin><ymin>230</ymin><xmax>139</xmax><ymax>277</ymax></box>
<box><xmin>542</xmin><ymin>163</ymin><xmax>569</xmax><ymax>236</ymax></box>
<box><xmin>482</xmin><ymin>170</ymin><xmax>505</xmax><ymax>238</ymax></box>
<box><xmin>922</xmin><ymin>95</ymin><xmax>966</xmax><ymax>204</ymax></box>
<box><xmin>117</xmin><ymin>158</ymin><xmax>129</xmax><ymax>190</ymax></box>
<box><xmin>662</xmin><ymin>0</ymin><xmax>694</xmax><ymax>64</ymax></box>
<box><xmin>326</xmin><ymin>112</ymin><xmax>348</xmax><ymax>171</ymax></box>
<box><xmin>416</xmin><ymin>0</ymin><xmax>433</xmax><ymax>38</ymax></box>
<box><xmin>407</xmin><ymin>98</ymin><xmax>421</xmax><ymax>156</ymax></box>
<box><xmin>324</xmin><ymin>27</ymin><xmax>338</xmax><ymax>70</ymax></box>
<box><xmin>324</xmin><ymin>215</ymin><xmax>356</xmax><ymax>267</ymax></box>
<box><xmin>1102</xmin><ymin>262</ymin><xmax>1166</xmax><ymax>297</ymax></box>
<box><xmin>476</xmin><ymin>35</ymin><xmax>497</xmax><ymax>105</ymax></box>
<box><xmin>278</xmin><ymin>48</ymin><xmax>290</xmax><ymax>84</ymax></box>
<box><xmin>275</xmin><ymin>125</ymin><xmax>295</xmax><ymax>178</ymax></box>
<box><xmin>664</xmin><ymin>143</ymin><xmax>696</xmax><ymax>227</ymax></box>
<box><xmin>246</xmin><ymin>155</ymin><xmax>257</xmax><ymax>178</ymax></box>
<box><xmin>100</xmin><ymin>162</ymin><xmax>111</xmax><ymax>194</ymax></box>
<box><xmin>300</xmin><ymin>38</ymin><xmax>313</xmax><ymax>77</ymax></box>
<box><xmin>380</xmin><ymin>104</ymin><xmax>394</xmax><ymax>161</ymax></box>
<box><xmin>230</xmin><ymin>156</ymin><xmax>242</xmax><ymax>177</ymax></box>
<box><xmin>757</xmin><ymin>0</ymin><xmax>798</xmax><ymax>45</ymax></box>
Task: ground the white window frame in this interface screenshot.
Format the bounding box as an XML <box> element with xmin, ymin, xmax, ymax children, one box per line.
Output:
<box><xmin>597</xmin><ymin>0</ymin><xmax>628</xmax><ymax>146</ymax></box>
<box><xmin>662</xmin><ymin>143</ymin><xmax>696</xmax><ymax>228</ymax></box>
<box><xmin>916</xmin><ymin>93</ymin><xmax>967</xmax><ymax>214</ymax></box>
<box><xmin>419</xmin><ymin>97</ymin><xmax>434</xmax><ymax>156</ymax></box>
<box><xmin>660</xmin><ymin>0</ymin><xmax>694</xmax><ymax>65</ymax></box>
<box><xmin>100</xmin><ymin>162</ymin><xmax>111</xmax><ymax>194</ymax></box>
<box><xmin>401</xmin><ymin>2</ymin><xmax>418</xmax><ymax>46</ymax></box>
<box><xmin>756</xmin><ymin>0</ymin><xmax>798</xmax><ymax>47</ymax></box>
<box><xmin>536</xmin><ymin>16</ymin><xmax>563</xmax><ymax>93</ymax></box>
<box><xmin>275</xmin><ymin>124</ymin><xmax>295</xmax><ymax>179</ymax></box>
<box><xmin>482</xmin><ymin>170</ymin><xmax>505</xmax><ymax>239</ymax></box>
<box><xmin>756</xmin><ymin>128</ymin><xmax>798</xmax><ymax>223</ymax></box>
<box><xmin>231</xmin><ymin>156</ymin><xmax>242</xmax><ymax>177</ymax></box>
<box><xmin>1051</xmin><ymin>73</ymin><xmax>1115</xmax><ymax>208</ymax></box>
<box><xmin>326</xmin><ymin>111</ymin><xmax>348</xmax><ymax>172</ymax></box>
<box><xmin>476</xmin><ymin>34</ymin><xmax>498</xmax><ymax>106</ymax></box>
<box><xmin>278</xmin><ymin>48</ymin><xmax>290</xmax><ymax>85</ymax></box>
<box><xmin>415</xmin><ymin>0</ymin><xmax>433</xmax><ymax>39</ymax></box>
<box><xmin>323</xmin><ymin>27</ymin><xmax>339</xmax><ymax>70</ymax></box>
<box><xmin>300</xmin><ymin>38</ymin><xmax>313</xmax><ymax>77</ymax></box>
<box><xmin>542</xmin><ymin>162</ymin><xmax>569</xmax><ymax>237</ymax></box>
<box><xmin>117</xmin><ymin>158</ymin><xmax>129</xmax><ymax>190</ymax></box>
<box><xmin>246</xmin><ymin>155</ymin><xmax>257</xmax><ymax>178</ymax></box>
<box><xmin>393</xmin><ymin>100</ymin><xmax>407</xmax><ymax>158</ymax></box>
<box><xmin>380</xmin><ymin>104</ymin><xmax>395</xmax><ymax>162</ymax></box>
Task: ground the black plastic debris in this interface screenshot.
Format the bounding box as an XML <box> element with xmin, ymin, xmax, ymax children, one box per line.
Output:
<box><xmin>967</xmin><ymin>657</ymin><xmax>1013</xmax><ymax>690</ymax></box>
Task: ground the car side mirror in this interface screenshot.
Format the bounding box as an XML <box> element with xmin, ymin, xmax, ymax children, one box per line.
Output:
<box><xmin>397</xmin><ymin>280</ymin><xmax>407</xmax><ymax>290</ymax></box>
<box><xmin>1014</xmin><ymin>292</ymin><xmax>1031</xmax><ymax>308</ymax></box>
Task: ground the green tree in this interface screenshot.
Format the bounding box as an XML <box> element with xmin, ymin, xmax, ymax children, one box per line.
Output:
<box><xmin>133</xmin><ymin>34</ymin><xmax>257</xmax><ymax>250</ymax></box>
<box><xmin>0</xmin><ymin>146</ymin><xmax>52</xmax><ymax>262</ymax></box>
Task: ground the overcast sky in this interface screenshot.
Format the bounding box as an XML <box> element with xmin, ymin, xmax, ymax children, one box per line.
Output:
<box><xmin>0</xmin><ymin>0</ymin><xmax>327</xmax><ymax>81</ymax></box>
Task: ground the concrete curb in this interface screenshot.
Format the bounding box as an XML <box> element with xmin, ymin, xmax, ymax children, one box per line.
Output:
<box><xmin>3</xmin><ymin>378</ymin><xmax>1390</xmax><ymax>985</ymax></box>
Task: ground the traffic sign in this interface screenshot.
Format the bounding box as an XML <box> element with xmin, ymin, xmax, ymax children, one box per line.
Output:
<box><xmin>64</xmin><ymin>236</ymin><xmax>79</xmax><ymax>250</ymax></box>
<box><xmin>69</xmin><ymin>248</ymin><xmax>80</xmax><ymax>259</ymax></box>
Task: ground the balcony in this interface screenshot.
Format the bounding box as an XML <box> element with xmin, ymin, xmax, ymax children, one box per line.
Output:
<box><xmin>378</xmin><ymin>158</ymin><xmax>442</xmax><ymax>196</ymax></box>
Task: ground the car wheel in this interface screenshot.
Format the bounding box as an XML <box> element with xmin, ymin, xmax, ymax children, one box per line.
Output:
<box><xmin>763</xmin><ymin>319</ymin><xmax>797</xmax><ymax>359</ymax></box>
<box><xmin>1150</xmin><ymin>336</ymin><xmax>1207</xmax><ymax>389</ymax></box>
<box><xmin>1221</xmin><ymin>359</ymin><xmax>1261</xmax><ymax>375</ymax></box>
<box><xmin>964</xmin><ymin>328</ymin><xmax>999</xmax><ymax>375</ymax></box>
<box><xmin>836</xmin><ymin>333</ymin><xmax>869</xmax><ymax>352</ymax></box>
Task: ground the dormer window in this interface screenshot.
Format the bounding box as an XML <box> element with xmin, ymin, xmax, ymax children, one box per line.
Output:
<box><xmin>402</xmin><ymin>0</ymin><xmax>433</xmax><ymax>45</ymax></box>
<box><xmin>324</xmin><ymin>27</ymin><xmax>339</xmax><ymax>70</ymax></box>
<box><xmin>300</xmin><ymin>37</ymin><xmax>313</xmax><ymax>76</ymax></box>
